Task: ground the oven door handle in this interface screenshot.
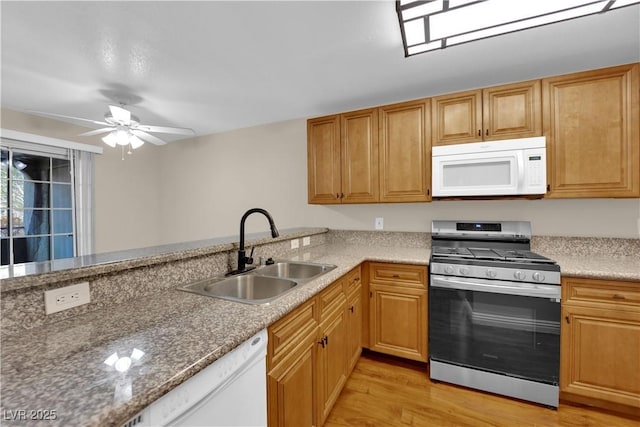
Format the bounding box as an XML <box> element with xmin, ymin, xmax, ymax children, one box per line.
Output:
<box><xmin>430</xmin><ymin>275</ymin><xmax>561</xmax><ymax>300</ymax></box>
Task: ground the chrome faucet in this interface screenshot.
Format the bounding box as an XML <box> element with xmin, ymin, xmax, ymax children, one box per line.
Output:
<box><xmin>228</xmin><ymin>208</ymin><xmax>279</xmax><ymax>276</ymax></box>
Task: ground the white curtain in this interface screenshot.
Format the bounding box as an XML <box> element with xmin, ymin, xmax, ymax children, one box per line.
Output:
<box><xmin>73</xmin><ymin>150</ymin><xmax>95</xmax><ymax>256</ymax></box>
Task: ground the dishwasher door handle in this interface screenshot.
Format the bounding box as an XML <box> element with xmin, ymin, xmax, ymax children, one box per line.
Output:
<box><xmin>431</xmin><ymin>275</ymin><xmax>561</xmax><ymax>300</ymax></box>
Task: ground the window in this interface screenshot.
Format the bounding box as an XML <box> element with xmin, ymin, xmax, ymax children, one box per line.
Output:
<box><xmin>1</xmin><ymin>130</ymin><xmax>101</xmax><ymax>266</ymax></box>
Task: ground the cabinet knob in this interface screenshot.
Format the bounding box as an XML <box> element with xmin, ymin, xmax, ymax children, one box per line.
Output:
<box><xmin>349</xmin><ymin>306</ymin><xmax>354</xmax><ymax>313</ymax></box>
<box><xmin>485</xmin><ymin>129</ymin><xmax>489</xmax><ymax>136</ymax></box>
<box><xmin>477</xmin><ymin>129</ymin><xmax>481</xmax><ymax>136</ymax></box>
<box><xmin>565</xmin><ymin>316</ymin><xmax>570</xmax><ymax>324</ymax></box>
<box><xmin>613</xmin><ymin>294</ymin><xmax>626</xmax><ymax>300</ymax></box>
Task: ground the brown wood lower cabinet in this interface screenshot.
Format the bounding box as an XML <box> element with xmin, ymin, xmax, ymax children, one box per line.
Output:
<box><xmin>368</xmin><ymin>262</ymin><xmax>428</xmax><ymax>362</ymax></box>
<box><xmin>316</xmin><ymin>275</ymin><xmax>348</xmax><ymax>426</ymax></box>
<box><xmin>346</xmin><ymin>267</ymin><xmax>363</xmax><ymax>373</ymax></box>
<box><xmin>267</xmin><ymin>265</ymin><xmax>362</xmax><ymax>427</ymax></box>
<box><xmin>561</xmin><ymin>276</ymin><xmax>640</xmax><ymax>416</ymax></box>
<box><xmin>267</xmin><ymin>298</ymin><xmax>318</xmax><ymax>427</ymax></box>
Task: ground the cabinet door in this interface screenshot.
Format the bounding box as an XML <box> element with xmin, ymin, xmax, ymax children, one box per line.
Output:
<box><xmin>268</xmin><ymin>338</ymin><xmax>318</xmax><ymax>427</ymax></box>
<box><xmin>347</xmin><ymin>281</ymin><xmax>363</xmax><ymax>374</ymax></box>
<box><xmin>561</xmin><ymin>305</ymin><xmax>640</xmax><ymax>410</ymax></box>
<box><xmin>379</xmin><ymin>99</ymin><xmax>431</xmax><ymax>202</ymax></box>
<box><xmin>543</xmin><ymin>63</ymin><xmax>640</xmax><ymax>198</ymax></box>
<box><xmin>316</xmin><ymin>308</ymin><xmax>348</xmax><ymax>426</ymax></box>
<box><xmin>432</xmin><ymin>90</ymin><xmax>482</xmax><ymax>146</ymax></box>
<box><xmin>341</xmin><ymin>109</ymin><xmax>379</xmax><ymax>203</ymax></box>
<box><xmin>369</xmin><ymin>283</ymin><xmax>428</xmax><ymax>362</ymax></box>
<box><xmin>483</xmin><ymin>80</ymin><xmax>542</xmax><ymax>140</ymax></box>
<box><xmin>308</xmin><ymin>115</ymin><xmax>341</xmax><ymax>204</ymax></box>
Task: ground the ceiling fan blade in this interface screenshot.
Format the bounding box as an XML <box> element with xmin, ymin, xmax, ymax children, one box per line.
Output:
<box><xmin>131</xmin><ymin>129</ymin><xmax>167</xmax><ymax>146</ymax></box>
<box><xmin>109</xmin><ymin>105</ymin><xmax>131</xmax><ymax>124</ymax></box>
<box><xmin>79</xmin><ymin>127</ymin><xmax>116</xmax><ymax>136</ymax></box>
<box><xmin>27</xmin><ymin>110</ymin><xmax>110</xmax><ymax>127</ymax></box>
<box><xmin>135</xmin><ymin>124</ymin><xmax>195</xmax><ymax>136</ymax></box>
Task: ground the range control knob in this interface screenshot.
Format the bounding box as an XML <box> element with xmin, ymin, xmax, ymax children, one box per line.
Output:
<box><xmin>459</xmin><ymin>267</ymin><xmax>470</xmax><ymax>276</ymax></box>
<box><xmin>444</xmin><ymin>265</ymin><xmax>454</xmax><ymax>274</ymax></box>
<box><xmin>532</xmin><ymin>272</ymin><xmax>545</xmax><ymax>282</ymax></box>
<box><xmin>514</xmin><ymin>271</ymin><xmax>526</xmax><ymax>280</ymax></box>
<box><xmin>486</xmin><ymin>269</ymin><xmax>498</xmax><ymax>278</ymax></box>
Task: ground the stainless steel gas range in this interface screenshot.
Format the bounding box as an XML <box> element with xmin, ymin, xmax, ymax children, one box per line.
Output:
<box><xmin>429</xmin><ymin>220</ymin><xmax>561</xmax><ymax>407</ymax></box>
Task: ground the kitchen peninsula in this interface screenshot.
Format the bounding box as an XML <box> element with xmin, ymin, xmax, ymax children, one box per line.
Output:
<box><xmin>1</xmin><ymin>228</ymin><xmax>639</xmax><ymax>426</ymax></box>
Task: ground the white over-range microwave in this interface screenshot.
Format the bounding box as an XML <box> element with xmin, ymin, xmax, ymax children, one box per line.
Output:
<box><xmin>431</xmin><ymin>137</ymin><xmax>547</xmax><ymax>197</ymax></box>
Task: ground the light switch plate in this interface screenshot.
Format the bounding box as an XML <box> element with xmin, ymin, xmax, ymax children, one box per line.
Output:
<box><xmin>302</xmin><ymin>236</ymin><xmax>311</xmax><ymax>246</ymax></box>
<box><xmin>44</xmin><ymin>282</ymin><xmax>90</xmax><ymax>315</ymax></box>
<box><xmin>290</xmin><ymin>239</ymin><xmax>300</xmax><ymax>249</ymax></box>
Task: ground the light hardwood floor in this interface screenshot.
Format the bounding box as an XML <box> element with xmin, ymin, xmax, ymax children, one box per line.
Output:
<box><xmin>325</xmin><ymin>351</ymin><xmax>639</xmax><ymax>427</ymax></box>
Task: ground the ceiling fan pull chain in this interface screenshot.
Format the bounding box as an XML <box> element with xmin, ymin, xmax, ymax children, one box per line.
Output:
<box><xmin>121</xmin><ymin>145</ymin><xmax>125</xmax><ymax>161</ymax></box>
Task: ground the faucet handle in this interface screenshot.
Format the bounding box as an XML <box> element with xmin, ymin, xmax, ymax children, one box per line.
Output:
<box><xmin>246</xmin><ymin>246</ymin><xmax>255</xmax><ymax>265</ymax></box>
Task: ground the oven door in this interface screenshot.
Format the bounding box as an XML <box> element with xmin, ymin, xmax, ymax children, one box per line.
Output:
<box><xmin>429</xmin><ymin>274</ymin><xmax>560</xmax><ymax>385</ymax></box>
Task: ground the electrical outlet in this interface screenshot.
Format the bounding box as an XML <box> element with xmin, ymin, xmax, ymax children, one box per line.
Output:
<box><xmin>290</xmin><ymin>239</ymin><xmax>300</xmax><ymax>249</ymax></box>
<box><xmin>375</xmin><ymin>217</ymin><xmax>384</xmax><ymax>230</ymax></box>
<box><xmin>302</xmin><ymin>236</ymin><xmax>311</xmax><ymax>246</ymax></box>
<box><xmin>44</xmin><ymin>282</ymin><xmax>90</xmax><ymax>315</ymax></box>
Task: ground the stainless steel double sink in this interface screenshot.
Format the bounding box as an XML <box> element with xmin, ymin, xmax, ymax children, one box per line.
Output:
<box><xmin>179</xmin><ymin>261</ymin><xmax>337</xmax><ymax>305</ymax></box>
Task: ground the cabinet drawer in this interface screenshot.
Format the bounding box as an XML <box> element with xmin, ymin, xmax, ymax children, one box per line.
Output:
<box><xmin>319</xmin><ymin>279</ymin><xmax>347</xmax><ymax>322</ymax></box>
<box><xmin>345</xmin><ymin>266</ymin><xmax>362</xmax><ymax>298</ymax></box>
<box><xmin>563</xmin><ymin>277</ymin><xmax>640</xmax><ymax>309</ymax></box>
<box><xmin>369</xmin><ymin>262</ymin><xmax>427</xmax><ymax>289</ymax></box>
<box><xmin>268</xmin><ymin>298</ymin><xmax>318</xmax><ymax>368</ymax></box>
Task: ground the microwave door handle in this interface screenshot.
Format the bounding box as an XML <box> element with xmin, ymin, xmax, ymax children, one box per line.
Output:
<box><xmin>431</xmin><ymin>275</ymin><xmax>560</xmax><ymax>300</ymax></box>
<box><xmin>516</xmin><ymin>151</ymin><xmax>525</xmax><ymax>193</ymax></box>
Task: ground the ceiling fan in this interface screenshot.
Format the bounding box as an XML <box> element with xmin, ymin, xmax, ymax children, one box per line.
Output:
<box><xmin>30</xmin><ymin>104</ymin><xmax>195</xmax><ymax>151</ymax></box>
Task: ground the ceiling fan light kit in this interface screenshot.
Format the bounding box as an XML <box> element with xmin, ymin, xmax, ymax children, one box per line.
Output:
<box><xmin>29</xmin><ymin>104</ymin><xmax>195</xmax><ymax>157</ymax></box>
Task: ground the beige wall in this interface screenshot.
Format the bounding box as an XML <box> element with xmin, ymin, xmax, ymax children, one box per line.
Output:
<box><xmin>2</xmin><ymin>109</ymin><xmax>639</xmax><ymax>255</ymax></box>
<box><xmin>156</xmin><ymin>118</ymin><xmax>640</xmax><ymax>243</ymax></box>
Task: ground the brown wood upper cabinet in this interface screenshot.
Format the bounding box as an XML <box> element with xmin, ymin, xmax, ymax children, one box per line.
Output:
<box><xmin>431</xmin><ymin>80</ymin><xmax>542</xmax><ymax>146</ymax></box>
<box><xmin>308</xmin><ymin>101</ymin><xmax>430</xmax><ymax>204</ymax></box>
<box><xmin>307</xmin><ymin>109</ymin><xmax>378</xmax><ymax>204</ymax></box>
<box><xmin>543</xmin><ymin>63</ymin><xmax>640</xmax><ymax>198</ymax></box>
<box><xmin>379</xmin><ymin>99</ymin><xmax>431</xmax><ymax>202</ymax></box>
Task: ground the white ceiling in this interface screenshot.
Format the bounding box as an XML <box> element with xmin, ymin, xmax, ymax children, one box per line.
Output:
<box><xmin>2</xmin><ymin>1</ymin><xmax>639</xmax><ymax>143</ymax></box>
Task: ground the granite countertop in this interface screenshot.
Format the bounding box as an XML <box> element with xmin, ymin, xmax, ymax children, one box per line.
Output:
<box><xmin>1</xmin><ymin>240</ymin><xmax>638</xmax><ymax>427</ymax></box>
<box><xmin>0</xmin><ymin>243</ymin><xmax>430</xmax><ymax>427</ymax></box>
<box><xmin>550</xmin><ymin>253</ymin><xmax>640</xmax><ymax>281</ymax></box>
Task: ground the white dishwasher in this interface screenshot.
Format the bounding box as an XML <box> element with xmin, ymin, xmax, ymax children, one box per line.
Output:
<box><xmin>129</xmin><ymin>329</ymin><xmax>267</xmax><ymax>427</ymax></box>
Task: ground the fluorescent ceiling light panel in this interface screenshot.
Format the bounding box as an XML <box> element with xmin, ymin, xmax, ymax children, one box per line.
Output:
<box><xmin>396</xmin><ymin>0</ymin><xmax>640</xmax><ymax>56</ymax></box>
